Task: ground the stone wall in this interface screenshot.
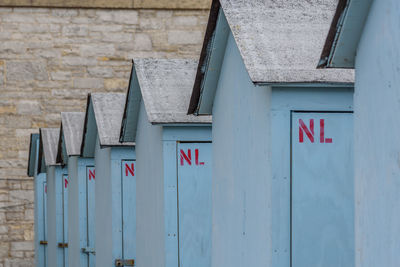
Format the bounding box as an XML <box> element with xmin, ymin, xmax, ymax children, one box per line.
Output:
<box><xmin>0</xmin><ymin>5</ymin><xmax>209</xmax><ymax>266</ymax></box>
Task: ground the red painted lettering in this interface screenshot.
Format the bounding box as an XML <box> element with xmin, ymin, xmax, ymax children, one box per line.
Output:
<box><xmin>45</xmin><ymin>185</ymin><xmax>47</xmax><ymax>194</ymax></box>
<box><xmin>125</xmin><ymin>163</ymin><xmax>135</xmax><ymax>177</ymax></box>
<box><xmin>195</xmin><ymin>149</ymin><xmax>205</xmax><ymax>165</ymax></box>
<box><xmin>88</xmin><ymin>169</ymin><xmax>95</xmax><ymax>180</ymax></box>
<box><xmin>180</xmin><ymin>149</ymin><xmax>191</xmax><ymax>166</ymax></box>
<box><xmin>299</xmin><ymin>119</ymin><xmax>314</xmax><ymax>143</ymax></box>
<box><xmin>64</xmin><ymin>178</ymin><xmax>68</xmax><ymax>189</ymax></box>
<box><xmin>319</xmin><ymin>119</ymin><xmax>333</xmax><ymax>143</ymax></box>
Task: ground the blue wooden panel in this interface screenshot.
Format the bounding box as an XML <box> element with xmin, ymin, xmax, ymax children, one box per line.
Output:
<box><xmin>62</xmin><ymin>174</ymin><xmax>69</xmax><ymax>267</ymax></box>
<box><xmin>54</xmin><ymin>168</ymin><xmax>65</xmax><ymax>267</ymax></box>
<box><xmin>121</xmin><ymin>160</ymin><xmax>136</xmax><ymax>262</ymax></box>
<box><xmin>43</xmin><ymin>181</ymin><xmax>48</xmax><ymax>267</ymax></box>
<box><xmin>177</xmin><ymin>142</ymin><xmax>212</xmax><ymax>267</ymax></box>
<box><xmin>86</xmin><ymin>166</ymin><xmax>96</xmax><ymax>267</ymax></box>
<box><xmin>35</xmin><ymin>174</ymin><xmax>45</xmax><ymax>267</ymax></box>
<box><xmin>291</xmin><ymin>112</ymin><xmax>354</xmax><ymax>267</ymax></box>
<box><xmin>163</xmin><ymin>141</ymin><xmax>179</xmax><ymax>267</ymax></box>
<box><xmin>111</xmin><ymin>158</ymin><xmax>123</xmax><ymax>262</ymax></box>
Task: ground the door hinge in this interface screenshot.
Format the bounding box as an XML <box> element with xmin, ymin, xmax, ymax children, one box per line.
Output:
<box><xmin>115</xmin><ymin>259</ymin><xmax>135</xmax><ymax>266</ymax></box>
<box><xmin>81</xmin><ymin>247</ymin><xmax>95</xmax><ymax>254</ymax></box>
<box><xmin>39</xmin><ymin>241</ymin><xmax>48</xmax><ymax>245</ymax></box>
<box><xmin>58</xmin><ymin>243</ymin><xmax>68</xmax><ymax>248</ymax></box>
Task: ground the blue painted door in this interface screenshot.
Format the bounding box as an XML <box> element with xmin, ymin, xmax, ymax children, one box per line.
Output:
<box><xmin>62</xmin><ymin>174</ymin><xmax>69</xmax><ymax>267</ymax></box>
<box><xmin>121</xmin><ymin>160</ymin><xmax>136</xmax><ymax>264</ymax></box>
<box><xmin>86</xmin><ymin>166</ymin><xmax>96</xmax><ymax>267</ymax></box>
<box><xmin>43</xmin><ymin>181</ymin><xmax>48</xmax><ymax>267</ymax></box>
<box><xmin>291</xmin><ymin>112</ymin><xmax>354</xmax><ymax>267</ymax></box>
<box><xmin>177</xmin><ymin>143</ymin><xmax>212</xmax><ymax>267</ymax></box>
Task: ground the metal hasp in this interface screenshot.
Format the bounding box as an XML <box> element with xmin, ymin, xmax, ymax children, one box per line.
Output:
<box><xmin>115</xmin><ymin>259</ymin><xmax>134</xmax><ymax>266</ymax></box>
<box><xmin>81</xmin><ymin>247</ymin><xmax>95</xmax><ymax>254</ymax></box>
<box><xmin>40</xmin><ymin>241</ymin><xmax>48</xmax><ymax>245</ymax></box>
<box><xmin>58</xmin><ymin>243</ymin><xmax>68</xmax><ymax>248</ymax></box>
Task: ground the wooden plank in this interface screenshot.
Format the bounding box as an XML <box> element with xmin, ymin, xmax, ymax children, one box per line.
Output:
<box><xmin>121</xmin><ymin>160</ymin><xmax>136</xmax><ymax>262</ymax></box>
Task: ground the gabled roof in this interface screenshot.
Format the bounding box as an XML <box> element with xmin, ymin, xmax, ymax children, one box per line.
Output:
<box><xmin>188</xmin><ymin>0</ymin><xmax>355</xmax><ymax>114</ymax></box>
<box><xmin>56</xmin><ymin>112</ymin><xmax>85</xmax><ymax>164</ymax></box>
<box><xmin>81</xmin><ymin>93</ymin><xmax>133</xmax><ymax>157</ymax></box>
<box><xmin>318</xmin><ymin>0</ymin><xmax>373</xmax><ymax>68</ymax></box>
<box><xmin>120</xmin><ymin>58</ymin><xmax>212</xmax><ymax>142</ymax></box>
<box><xmin>38</xmin><ymin>128</ymin><xmax>60</xmax><ymax>171</ymax></box>
<box><xmin>27</xmin><ymin>133</ymin><xmax>39</xmax><ymax>177</ymax></box>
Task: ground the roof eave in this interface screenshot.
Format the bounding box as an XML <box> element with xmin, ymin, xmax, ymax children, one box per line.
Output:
<box><xmin>80</xmin><ymin>94</ymin><xmax>96</xmax><ymax>157</ymax></box>
<box><xmin>27</xmin><ymin>133</ymin><xmax>39</xmax><ymax>177</ymax></box>
<box><xmin>188</xmin><ymin>0</ymin><xmax>221</xmax><ymax>115</ymax></box>
<box><xmin>318</xmin><ymin>0</ymin><xmax>374</xmax><ymax>69</ymax></box>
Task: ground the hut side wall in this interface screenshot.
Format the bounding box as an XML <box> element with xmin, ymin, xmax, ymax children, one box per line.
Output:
<box><xmin>211</xmin><ymin>32</ymin><xmax>273</xmax><ymax>266</ymax></box>
<box><xmin>354</xmin><ymin>0</ymin><xmax>400</xmax><ymax>266</ymax></box>
<box><xmin>136</xmin><ymin>101</ymin><xmax>165</xmax><ymax>267</ymax></box>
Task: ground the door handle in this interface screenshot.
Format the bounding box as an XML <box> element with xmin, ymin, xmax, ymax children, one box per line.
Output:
<box><xmin>39</xmin><ymin>241</ymin><xmax>48</xmax><ymax>245</ymax></box>
<box><xmin>115</xmin><ymin>259</ymin><xmax>134</xmax><ymax>266</ymax></box>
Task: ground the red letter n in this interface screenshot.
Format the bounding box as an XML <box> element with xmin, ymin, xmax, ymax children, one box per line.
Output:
<box><xmin>89</xmin><ymin>169</ymin><xmax>95</xmax><ymax>180</ymax></box>
<box><xmin>180</xmin><ymin>149</ymin><xmax>191</xmax><ymax>166</ymax></box>
<box><xmin>125</xmin><ymin>163</ymin><xmax>135</xmax><ymax>177</ymax></box>
<box><xmin>299</xmin><ymin>119</ymin><xmax>314</xmax><ymax>143</ymax></box>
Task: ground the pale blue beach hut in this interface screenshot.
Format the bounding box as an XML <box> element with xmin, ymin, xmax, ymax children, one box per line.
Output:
<box><xmin>38</xmin><ymin>128</ymin><xmax>68</xmax><ymax>267</ymax></box>
<box><xmin>120</xmin><ymin>58</ymin><xmax>212</xmax><ymax>267</ymax></box>
<box><xmin>56</xmin><ymin>112</ymin><xmax>95</xmax><ymax>267</ymax></box>
<box><xmin>28</xmin><ymin>133</ymin><xmax>47</xmax><ymax>267</ymax></box>
<box><xmin>81</xmin><ymin>93</ymin><xmax>136</xmax><ymax>266</ymax></box>
<box><xmin>188</xmin><ymin>1</ymin><xmax>355</xmax><ymax>266</ymax></box>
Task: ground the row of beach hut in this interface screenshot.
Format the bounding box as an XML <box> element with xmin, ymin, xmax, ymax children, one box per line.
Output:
<box><xmin>27</xmin><ymin>0</ymin><xmax>392</xmax><ymax>266</ymax></box>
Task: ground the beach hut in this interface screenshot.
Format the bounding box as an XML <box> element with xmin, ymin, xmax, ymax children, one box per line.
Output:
<box><xmin>28</xmin><ymin>133</ymin><xmax>48</xmax><ymax>267</ymax></box>
<box><xmin>120</xmin><ymin>58</ymin><xmax>212</xmax><ymax>267</ymax></box>
<box><xmin>187</xmin><ymin>1</ymin><xmax>355</xmax><ymax>266</ymax></box>
<box><xmin>56</xmin><ymin>112</ymin><xmax>95</xmax><ymax>267</ymax></box>
<box><xmin>319</xmin><ymin>0</ymin><xmax>400</xmax><ymax>265</ymax></box>
<box><xmin>81</xmin><ymin>93</ymin><xmax>135</xmax><ymax>266</ymax></box>
<box><xmin>38</xmin><ymin>128</ymin><xmax>68</xmax><ymax>267</ymax></box>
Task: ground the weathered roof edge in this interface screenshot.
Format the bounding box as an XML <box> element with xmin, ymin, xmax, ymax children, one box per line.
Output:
<box><xmin>188</xmin><ymin>0</ymin><xmax>221</xmax><ymax>114</ymax></box>
<box><xmin>56</xmin><ymin>123</ymin><xmax>64</xmax><ymax>164</ymax></box>
<box><xmin>318</xmin><ymin>0</ymin><xmax>348</xmax><ymax>68</ymax></box>
<box><xmin>318</xmin><ymin>0</ymin><xmax>373</xmax><ymax>68</ymax></box>
<box><xmin>91</xmin><ymin>92</ymin><xmax>135</xmax><ymax>147</ymax></box>
<box><xmin>120</xmin><ymin>60</ymin><xmax>137</xmax><ymax>143</ymax></box>
<box><xmin>39</xmin><ymin>128</ymin><xmax>60</xmax><ymax>170</ymax></box>
<box><xmin>27</xmin><ymin>133</ymin><xmax>39</xmax><ymax>177</ymax></box>
<box><xmin>80</xmin><ymin>93</ymin><xmax>93</xmax><ymax>156</ymax></box>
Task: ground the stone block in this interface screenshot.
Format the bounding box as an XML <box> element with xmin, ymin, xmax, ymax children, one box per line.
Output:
<box><xmin>112</xmin><ymin>10</ymin><xmax>139</xmax><ymax>25</ymax></box>
<box><xmin>73</xmin><ymin>78</ymin><xmax>103</xmax><ymax>89</ymax></box>
<box><xmin>50</xmin><ymin>71</ymin><xmax>71</xmax><ymax>81</ymax></box>
<box><xmin>133</xmin><ymin>33</ymin><xmax>152</xmax><ymax>51</ymax></box>
<box><xmin>80</xmin><ymin>43</ymin><xmax>116</xmax><ymax>57</ymax></box>
<box><xmin>62</xmin><ymin>56</ymin><xmax>97</xmax><ymax>66</ymax></box>
<box><xmin>173</xmin><ymin>16</ymin><xmax>198</xmax><ymax>26</ymax></box>
<box><xmin>62</xmin><ymin>25</ymin><xmax>88</xmax><ymax>36</ymax></box>
<box><xmin>101</xmin><ymin>32</ymin><xmax>133</xmax><ymax>43</ymax></box>
<box><xmin>6</xmin><ymin>61</ymin><xmax>47</xmax><ymax>82</ymax></box>
<box><xmin>10</xmin><ymin>241</ymin><xmax>33</xmax><ymax>251</ymax></box>
<box><xmin>87</xmin><ymin>66</ymin><xmax>113</xmax><ymax>78</ymax></box>
<box><xmin>9</xmin><ymin>190</ymin><xmax>33</xmax><ymax>202</ymax></box>
<box><xmin>104</xmin><ymin>78</ymin><xmax>128</xmax><ymax>90</ymax></box>
<box><xmin>16</xmin><ymin>101</ymin><xmax>41</xmax><ymax>115</ymax></box>
<box><xmin>167</xmin><ymin>30</ymin><xmax>203</xmax><ymax>45</ymax></box>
